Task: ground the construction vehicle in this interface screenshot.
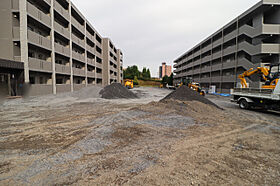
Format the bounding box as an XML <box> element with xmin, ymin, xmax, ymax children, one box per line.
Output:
<box><xmin>188</xmin><ymin>82</ymin><xmax>206</xmax><ymax>96</ymax></box>
<box><xmin>124</xmin><ymin>79</ymin><xmax>134</xmax><ymax>89</ymax></box>
<box><xmin>231</xmin><ymin>63</ymin><xmax>280</xmax><ymax>110</ymax></box>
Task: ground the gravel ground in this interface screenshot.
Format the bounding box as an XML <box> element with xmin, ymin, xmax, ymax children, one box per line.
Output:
<box><xmin>0</xmin><ymin>87</ymin><xmax>279</xmax><ymax>185</ymax></box>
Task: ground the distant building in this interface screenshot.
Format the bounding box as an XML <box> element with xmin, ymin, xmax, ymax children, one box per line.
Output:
<box><xmin>159</xmin><ymin>62</ymin><xmax>172</xmax><ymax>78</ymax></box>
<box><xmin>173</xmin><ymin>0</ymin><xmax>280</xmax><ymax>93</ymax></box>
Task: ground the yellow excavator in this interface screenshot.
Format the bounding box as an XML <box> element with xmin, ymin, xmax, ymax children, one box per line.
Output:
<box><xmin>124</xmin><ymin>79</ymin><xmax>134</xmax><ymax>89</ymax></box>
<box><xmin>188</xmin><ymin>82</ymin><xmax>206</xmax><ymax>96</ymax></box>
<box><xmin>238</xmin><ymin>63</ymin><xmax>280</xmax><ymax>89</ymax></box>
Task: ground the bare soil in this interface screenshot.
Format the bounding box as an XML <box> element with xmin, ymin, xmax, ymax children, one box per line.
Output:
<box><xmin>0</xmin><ymin>86</ymin><xmax>279</xmax><ymax>185</ymax></box>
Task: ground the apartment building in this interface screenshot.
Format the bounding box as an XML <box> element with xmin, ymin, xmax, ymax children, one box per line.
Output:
<box><xmin>0</xmin><ymin>0</ymin><xmax>123</xmax><ymax>96</ymax></box>
<box><xmin>173</xmin><ymin>0</ymin><xmax>280</xmax><ymax>93</ymax></box>
<box><xmin>102</xmin><ymin>38</ymin><xmax>123</xmax><ymax>86</ymax></box>
<box><xmin>159</xmin><ymin>62</ymin><xmax>172</xmax><ymax>79</ymax></box>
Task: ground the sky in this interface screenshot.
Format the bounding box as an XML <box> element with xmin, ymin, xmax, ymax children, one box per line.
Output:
<box><xmin>71</xmin><ymin>0</ymin><xmax>259</xmax><ymax>77</ymax></box>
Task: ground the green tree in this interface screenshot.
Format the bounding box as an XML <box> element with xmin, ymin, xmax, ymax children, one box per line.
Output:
<box><xmin>133</xmin><ymin>76</ymin><xmax>139</xmax><ymax>85</ymax></box>
<box><xmin>167</xmin><ymin>73</ymin><xmax>174</xmax><ymax>86</ymax></box>
<box><xmin>161</xmin><ymin>75</ymin><xmax>169</xmax><ymax>85</ymax></box>
<box><xmin>146</xmin><ymin>69</ymin><xmax>151</xmax><ymax>79</ymax></box>
<box><xmin>124</xmin><ymin>65</ymin><xmax>141</xmax><ymax>79</ymax></box>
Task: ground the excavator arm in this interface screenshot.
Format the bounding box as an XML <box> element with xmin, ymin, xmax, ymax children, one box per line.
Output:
<box><xmin>238</xmin><ymin>67</ymin><xmax>270</xmax><ymax>88</ymax></box>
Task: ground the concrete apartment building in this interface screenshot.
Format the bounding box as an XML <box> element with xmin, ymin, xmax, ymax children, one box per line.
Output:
<box><xmin>102</xmin><ymin>38</ymin><xmax>123</xmax><ymax>86</ymax></box>
<box><xmin>159</xmin><ymin>62</ymin><xmax>172</xmax><ymax>78</ymax></box>
<box><xmin>0</xmin><ymin>0</ymin><xmax>123</xmax><ymax>96</ymax></box>
<box><xmin>173</xmin><ymin>0</ymin><xmax>280</xmax><ymax>93</ymax></box>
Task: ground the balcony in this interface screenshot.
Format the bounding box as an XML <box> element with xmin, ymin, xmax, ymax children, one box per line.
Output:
<box><xmin>211</xmin><ymin>63</ymin><xmax>222</xmax><ymax>71</ymax></box>
<box><xmin>72</xmin><ymin>52</ymin><xmax>85</xmax><ymax>62</ymax></box>
<box><xmin>212</xmin><ymin>51</ymin><xmax>222</xmax><ymax>60</ymax></box>
<box><xmin>193</xmin><ymin>59</ymin><xmax>201</xmax><ymax>66</ymax></box>
<box><xmin>54</xmin><ymin>1</ymin><xmax>70</xmax><ymax>20</ymax></box>
<box><xmin>95</xmin><ymin>62</ymin><xmax>102</xmax><ymax>69</ymax></box>
<box><xmin>211</xmin><ymin>76</ymin><xmax>221</xmax><ymax>82</ymax></box>
<box><xmin>55</xmin><ymin>64</ymin><xmax>71</xmax><ymax>75</ymax></box>
<box><xmin>73</xmin><ymin>67</ymin><xmax>85</xmax><ymax>76</ymax></box>
<box><xmin>27</xmin><ymin>30</ymin><xmax>51</xmax><ymax>50</ymax></box>
<box><xmin>28</xmin><ymin>57</ymin><xmax>52</xmax><ymax>73</ymax></box>
<box><xmin>202</xmin><ymin>55</ymin><xmax>211</xmax><ymax>64</ymax></box>
<box><xmin>201</xmin><ymin>66</ymin><xmax>211</xmax><ymax>73</ymax></box>
<box><xmin>224</xmin><ymin>30</ymin><xmax>237</xmax><ymax>43</ymax></box>
<box><xmin>72</xmin><ymin>34</ymin><xmax>85</xmax><ymax>48</ymax></box>
<box><xmin>200</xmin><ymin>77</ymin><xmax>210</xmax><ymax>83</ymax></box>
<box><xmin>87</xmin><ymin>58</ymin><xmax>95</xmax><ymax>66</ymax></box>
<box><xmin>71</xmin><ymin>17</ymin><xmax>84</xmax><ymax>33</ymax></box>
<box><xmin>213</xmin><ymin>38</ymin><xmax>222</xmax><ymax>48</ymax></box>
<box><xmin>27</xmin><ymin>2</ymin><xmax>51</xmax><ymax>27</ymax></box>
<box><xmin>87</xmin><ymin>71</ymin><xmax>95</xmax><ymax>78</ymax></box>
<box><xmin>222</xmin><ymin>75</ymin><xmax>236</xmax><ymax>83</ymax></box>
<box><xmin>262</xmin><ymin>24</ymin><xmax>280</xmax><ymax>35</ymax></box>
<box><xmin>54</xmin><ymin>21</ymin><xmax>70</xmax><ymax>38</ymax></box>
<box><xmin>222</xmin><ymin>61</ymin><xmax>236</xmax><ymax>69</ymax></box>
<box><xmin>223</xmin><ymin>46</ymin><xmax>236</xmax><ymax>56</ymax></box>
<box><xmin>87</xmin><ymin>31</ymin><xmax>95</xmax><ymax>43</ymax></box>
<box><xmin>193</xmin><ymin>69</ymin><xmax>200</xmax><ymax>75</ymax></box>
<box><xmin>87</xmin><ymin>45</ymin><xmax>95</xmax><ymax>55</ymax></box>
<box><xmin>261</xmin><ymin>44</ymin><xmax>280</xmax><ymax>54</ymax></box>
<box><xmin>55</xmin><ymin>43</ymin><xmax>70</xmax><ymax>57</ymax></box>
<box><xmin>193</xmin><ymin>50</ymin><xmax>201</xmax><ymax>58</ymax></box>
<box><xmin>202</xmin><ymin>44</ymin><xmax>212</xmax><ymax>53</ymax></box>
<box><xmin>96</xmin><ymin>73</ymin><xmax>102</xmax><ymax>79</ymax></box>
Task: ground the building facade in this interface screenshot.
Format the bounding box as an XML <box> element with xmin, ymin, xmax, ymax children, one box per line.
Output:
<box><xmin>0</xmin><ymin>0</ymin><xmax>123</xmax><ymax>96</ymax></box>
<box><xmin>173</xmin><ymin>0</ymin><xmax>280</xmax><ymax>93</ymax></box>
<box><xmin>159</xmin><ymin>62</ymin><xmax>172</xmax><ymax>78</ymax></box>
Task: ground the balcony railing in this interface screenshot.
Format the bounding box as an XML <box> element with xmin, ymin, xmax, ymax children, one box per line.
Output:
<box><xmin>73</xmin><ymin>67</ymin><xmax>86</xmax><ymax>76</ymax></box>
<box><xmin>72</xmin><ymin>51</ymin><xmax>85</xmax><ymax>62</ymax></box>
<box><xmin>54</xmin><ymin>21</ymin><xmax>70</xmax><ymax>38</ymax></box>
<box><xmin>27</xmin><ymin>30</ymin><xmax>51</xmax><ymax>50</ymax></box>
<box><xmin>71</xmin><ymin>17</ymin><xmax>84</xmax><ymax>33</ymax></box>
<box><xmin>28</xmin><ymin>57</ymin><xmax>52</xmax><ymax>72</ymax></box>
<box><xmin>27</xmin><ymin>2</ymin><xmax>51</xmax><ymax>27</ymax></box>
<box><xmin>72</xmin><ymin>34</ymin><xmax>85</xmax><ymax>48</ymax></box>
<box><xmin>55</xmin><ymin>64</ymin><xmax>71</xmax><ymax>75</ymax></box>
<box><xmin>87</xmin><ymin>71</ymin><xmax>95</xmax><ymax>78</ymax></box>
<box><xmin>55</xmin><ymin>43</ymin><xmax>70</xmax><ymax>56</ymax></box>
<box><xmin>54</xmin><ymin>1</ymin><xmax>69</xmax><ymax>19</ymax></box>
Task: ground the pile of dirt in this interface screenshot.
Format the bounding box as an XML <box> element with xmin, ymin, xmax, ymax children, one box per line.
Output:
<box><xmin>162</xmin><ymin>85</ymin><xmax>220</xmax><ymax>108</ymax></box>
<box><xmin>99</xmin><ymin>83</ymin><xmax>138</xmax><ymax>99</ymax></box>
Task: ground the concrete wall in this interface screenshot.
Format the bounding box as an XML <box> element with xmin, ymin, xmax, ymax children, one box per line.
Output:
<box><xmin>28</xmin><ymin>84</ymin><xmax>53</xmax><ymax>96</ymax></box>
<box><xmin>0</xmin><ymin>0</ymin><xmax>14</xmax><ymax>60</ymax></box>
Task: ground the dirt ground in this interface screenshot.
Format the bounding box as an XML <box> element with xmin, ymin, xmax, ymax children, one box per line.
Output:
<box><xmin>0</xmin><ymin>87</ymin><xmax>279</xmax><ymax>185</ymax></box>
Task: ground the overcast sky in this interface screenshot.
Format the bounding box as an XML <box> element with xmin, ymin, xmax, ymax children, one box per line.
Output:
<box><xmin>71</xmin><ymin>0</ymin><xmax>258</xmax><ymax>77</ymax></box>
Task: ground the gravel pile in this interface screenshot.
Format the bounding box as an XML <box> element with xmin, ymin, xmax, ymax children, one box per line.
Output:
<box><xmin>99</xmin><ymin>83</ymin><xmax>138</xmax><ymax>99</ymax></box>
<box><xmin>162</xmin><ymin>85</ymin><xmax>220</xmax><ymax>108</ymax></box>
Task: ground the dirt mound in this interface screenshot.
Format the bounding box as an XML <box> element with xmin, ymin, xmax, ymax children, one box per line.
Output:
<box><xmin>162</xmin><ymin>85</ymin><xmax>220</xmax><ymax>108</ymax></box>
<box><xmin>99</xmin><ymin>83</ymin><xmax>138</xmax><ymax>99</ymax></box>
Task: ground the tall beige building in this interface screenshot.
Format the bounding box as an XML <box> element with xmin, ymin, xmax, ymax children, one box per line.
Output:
<box><xmin>0</xmin><ymin>0</ymin><xmax>123</xmax><ymax>96</ymax></box>
<box><xmin>159</xmin><ymin>62</ymin><xmax>172</xmax><ymax>78</ymax></box>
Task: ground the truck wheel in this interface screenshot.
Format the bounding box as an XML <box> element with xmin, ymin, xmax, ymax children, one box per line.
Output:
<box><xmin>239</xmin><ymin>99</ymin><xmax>250</xmax><ymax>109</ymax></box>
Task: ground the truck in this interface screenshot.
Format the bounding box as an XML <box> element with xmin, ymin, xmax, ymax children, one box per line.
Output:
<box><xmin>231</xmin><ymin>63</ymin><xmax>280</xmax><ymax>110</ymax></box>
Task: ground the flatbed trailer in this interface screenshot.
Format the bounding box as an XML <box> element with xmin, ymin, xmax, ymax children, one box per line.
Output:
<box><xmin>230</xmin><ymin>81</ymin><xmax>280</xmax><ymax>110</ymax></box>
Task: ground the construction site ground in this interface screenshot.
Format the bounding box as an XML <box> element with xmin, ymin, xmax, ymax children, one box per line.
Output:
<box><xmin>0</xmin><ymin>86</ymin><xmax>279</xmax><ymax>185</ymax></box>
